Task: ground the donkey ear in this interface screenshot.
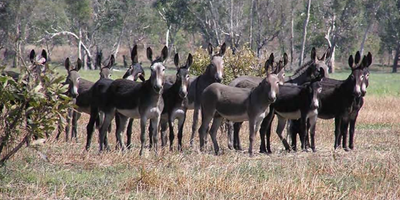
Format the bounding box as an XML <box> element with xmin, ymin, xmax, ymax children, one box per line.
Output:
<box><xmin>65</xmin><ymin>58</ymin><xmax>71</xmax><ymax>71</ymax></box>
<box><xmin>29</xmin><ymin>49</ymin><xmax>36</xmax><ymax>63</ymax></box>
<box><xmin>186</xmin><ymin>53</ymin><xmax>193</xmax><ymax>69</ymax></box>
<box><xmin>269</xmin><ymin>53</ymin><xmax>275</xmax><ymax>63</ymax></box>
<box><xmin>361</xmin><ymin>55</ymin><xmax>368</xmax><ymax>68</ymax></box>
<box><xmin>311</xmin><ymin>47</ymin><xmax>317</xmax><ymax>61</ymax></box>
<box><xmin>160</xmin><ymin>46</ymin><xmax>168</xmax><ymax>62</ymax></box>
<box><xmin>131</xmin><ymin>45</ymin><xmax>138</xmax><ymax>64</ymax></box>
<box><xmin>77</xmin><ymin>58</ymin><xmax>82</xmax><ymax>71</ymax></box>
<box><xmin>264</xmin><ymin>55</ymin><xmax>273</xmax><ymax>74</ymax></box>
<box><xmin>174</xmin><ymin>53</ymin><xmax>179</xmax><ymax>68</ymax></box>
<box><xmin>355</xmin><ymin>51</ymin><xmax>361</xmax><ymax>64</ymax></box>
<box><xmin>146</xmin><ymin>47</ymin><xmax>153</xmax><ymax>62</ymax></box>
<box><xmin>366</xmin><ymin>52</ymin><xmax>372</xmax><ymax>67</ymax></box>
<box><xmin>348</xmin><ymin>55</ymin><xmax>354</xmax><ymax>69</ymax></box>
<box><xmin>283</xmin><ymin>53</ymin><xmax>288</xmax><ymax>66</ymax></box>
<box><xmin>219</xmin><ymin>42</ymin><xmax>226</xmax><ymax>56</ymax></box>
<box><xmin>108</xmin><ymin>55</ymin><xmax>115</xmax><ymax>68</ymax></box>
<box><xmin>41</xmin><ymin>49</ymin><xmax>48</xmax><ymax>63</ymax></box>
<box><xmin>207</xmin><ymin>43</ymin><xmax>213</xmax><ymax>56</ymax></box>
<box><xmin>324</xmin><ymin>47</ymin><xmax>331</xmax><ymax>60</ymax></box>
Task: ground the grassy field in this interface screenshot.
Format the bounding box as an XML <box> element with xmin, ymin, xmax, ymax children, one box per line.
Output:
<box><xmin>1</xmin><ymin>66</ymin><xmax>400</xmax><ymax>199</ymax></box>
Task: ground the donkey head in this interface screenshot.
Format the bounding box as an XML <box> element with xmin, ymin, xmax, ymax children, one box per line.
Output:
<box><xmin>308</xmin><ymin>47</ymin><xmax>331</xmax><ymax>80</ymax></box>
<box><xmin>263</xmin><ymin>62</ymin><xmax>281</xmax><ymax>102</ymax></box>
<box><xmin>29</xmin><ymin>49</ymin><xmax>48</xmax><ymax>75</ymax></box>
<box><xmin>207</xmin><ymin>42</ymin><xmax>226</xmax><ymax>83</ymax></box>
<box><xmin>361</xmin><ymin>52</ymin><xmax>372</xmax><ymax>96</ymax></box>
<box><xmin>308</xmin><ymin>81</ymin><xmax>323</xmax><ymax>110</ymax></box>
<box><xmin>174</xmin><ymin>53</ymin><xmax>193</xmax><ymax>98</ymax></box>
<box><xmin>64</xmin><ymin>58</ymin><xmax>82</xmax><ymax>98</ymax></box>
<box><xmin>99</xmin><ymin>55</ymin><xmax>115</xmax><ymax>79</ymax></box>
<box><xmin>265</xmin><ymin>53</ymin><xmax>288</xmax><ymax>85</ymax></box>
<box><xmin>147</xmin><ymin>46</ymin><xmax>168</xmax><ymax>94</ymax></box>
<box><xmin>123</xmin><ymin>45</ymin><xmax>145</xmax><ymax>82</ymax></box>
<box><xmin>348</xmin><ymin>52</ymin><xmax>368</xmax><ymax>97</ymax></box>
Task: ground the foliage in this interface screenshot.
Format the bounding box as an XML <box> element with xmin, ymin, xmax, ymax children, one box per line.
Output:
<box><xmin>191</xmin><ymin>45</ymin><xmax>259</xmax><ymax>84</ymax></box>
<box><xmin>0</xmin><ymin>64</ymin><xmax>71</xmax><ymax>165</ymax></box>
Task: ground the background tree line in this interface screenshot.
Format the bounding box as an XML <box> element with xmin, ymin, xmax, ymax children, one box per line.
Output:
<box><xmin>0</xmin><ymin>0</ymin><xmax>399</xmax><ymax>72</ymax></box>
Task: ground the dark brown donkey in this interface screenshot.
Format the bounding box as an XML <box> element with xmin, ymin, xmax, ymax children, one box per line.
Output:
<box><xmin>157</xmin><ymin>53</ymin><xmax>192</xmax><ymax>151</ymax></box>
<box><xmin>199</xmin><ymin>70</ymin><xmax>280</xmax><ymax>156</ymax></box>
<box><xmin>56</xmin><ymin>55</ymin><xmax>115</xmax><ymax>141</ymax></box>
<box><xmin>85</xmin><ymin>45</ymin><xmax>146</xmax><ymax>150</ymax></box>
<box><xmin>188</xmin><ymin>42</ymin><xmax>226</xmax><ymax>146</ymax></box>
<box><xmin>290</xmin><ymin>52</ymin><xmax>371</xmax><ymax>151</ymax></box>
<box><xmin>88</xmin><ymin>46</ymin><xmax>168</xmax><ymax>154</ymax></box>
<box><xmin>228</xmin><ymin>47</ymin><xmax>330</xmax><ymax>151</ymax></box>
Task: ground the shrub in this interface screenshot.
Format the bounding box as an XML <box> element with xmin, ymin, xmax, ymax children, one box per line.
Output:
<box><xmin>191</xmin><ymin>45</ymin><xmax>260</xmax><ymax>84</ymax></box>
<box><xmin>0</xmin><ymin>64</ymin><xmax>71</xmax><ymax>165</ymax></box>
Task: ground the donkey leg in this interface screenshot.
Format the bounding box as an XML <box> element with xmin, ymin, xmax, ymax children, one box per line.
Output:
<box><xmin>276</xmin><ymin>117</ymin><xmax>290</xmax><ymax>151</ymax></box>
<box><xmin>299</xmin><ymin>114</ymin><xmax>308</xmax><ymax>152</ymax></box>
<box><xmin>260</xmin><ymin>109</ymin><xmax>274</xmax><ymax>154</ymax></box>
<box><xmin>99</xmin><ymin>110</ymin><xmax>114</xmax><ymax>152</ymax></box>
<box><xmin>148</xmin><ymin>123</ymin><xmax>153</xmax><ymax>149</ymax></box>
<box><xmin>150</xmin><ymin>116</ymin><xmax>161</xmax><ymax>154</ymax></box>
<box><xmin>139</xmin><ymin>117</ymin><xmax>148</xmax><ymax>156</ymax></box>
<box><xmin>289</xmin><ymin>120</ymin><xmax>299</xmax><ymax>151</ymax></box>
<box><xmin>209</xmin><ymin>116</ymin><xmax>223</xmax><ymax>155</ymax></box>
<box><xmin>57</xmin><ymin>108</ymin><xmax>71</xmax><ymax>141</ymax></box>
<box><xmin>341</xmin><ymin>118</ymin><xmax>350</xmax><ymax>151</ymax></box>
<box><xmin>177</xmin><ymin>113</ymin><xmax>186</xmax><ymax>151</ymax></box>
<box><xmin>190</xmin><ymin>106</ymin><xmax>200</xmax><ymax>147</ymax></box>
<box><xmin>166</xmin><ymin>117</ymin><xmax>174</xmax><ymax>150</ymax></box>
<box><xmin>309</xmin><ymin>116</ymin><xmax>317</xmax><ymax>152</ymax></box>
<box><xmin>115</xmin><ymin>113</ymin><xmax>128</xmax><ymax>150</ymax></box>
<box><xmin>227</xmin><ymin>121</ymin><xmax>234</xmax><ymax>150</ymax></box>
<box><xmin>334</xmin><ymin>117</ymin><xmax>342</xmax><ymax>149</ymax></box>
<box><xmin>349</xmin><ymin>115</ymin><xmax>358</xmax><ymax>150</ymax></box>
<box><xmin>126</xmin><ymin>119</ymin><xmax>134</xmax><ymax>149</ymax></box>
<box><xmin>198</xmin><ymin>114</ymin><xmax>213</xmax><ymax>152</ymax></box>
<box><xmin>160</xmin><ymin>118</ymin><xmax>168</xmax><ymax>148</ymax></box>
<box><xmin>233</xmin><ymin>122</ymin><xmax>243</xmax><ymax>151</ymax></box>
<box><xmin>72</xmin><ymin>111</ymin><xmax>81</xmax><ymax>140</ymax></box>
<box><xmin>86</xmin><ymin>107</ymin><xmax>99</xmax><ymax>150</ymax></box>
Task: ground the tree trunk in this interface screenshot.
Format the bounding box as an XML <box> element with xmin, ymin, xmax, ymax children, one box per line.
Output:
<box><xmin>393</xmin><ymin>44</ymin><xmax>399</xmax><ymax>73</ymax></box>
<box><xmin>299</xmin><ymin>0</ymin><xmax>312</xmax><ymax>67</ymax></box>
<box><xmin>290</xmin><ymin>1</ymin><xmax>295</xmax><ymax>66</ymax></box>
<box><xmin>165</xmin><ymin>25</ymin><xmax>170</xmax><ymax>47</ymax></box>
<box><xmin>359</xmin><ymin>22</ymin><xmax>372</xmax><ymax>56</ymax></box>
<box><xmin>249</xmin><ymin>0</ymin><xmax>255</xmax><ymax>50</ymax></box>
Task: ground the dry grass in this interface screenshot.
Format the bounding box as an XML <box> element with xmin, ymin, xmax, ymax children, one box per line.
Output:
<box><xmin>1</xmin><ymin>96</ymin><xmax>400</xmax><ymax>199</ymax></box>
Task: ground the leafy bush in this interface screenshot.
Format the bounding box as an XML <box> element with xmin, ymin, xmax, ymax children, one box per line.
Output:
<box><xmin>191</xmin><ymin>45</ymin><xmax>260</xmax><ymax>84</ymax></box>
<box><xmin>0</xmin><ymin>65</ymin><xmax>71</xmax><ymax>165</ymax></box>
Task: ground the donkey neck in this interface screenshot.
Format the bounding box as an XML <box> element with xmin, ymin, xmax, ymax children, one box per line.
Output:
<box><xmin>249</xmin><ymin>81</ymin><xmax>273</xmax><ymax>109</ymax></box>
<box><xmin>285</xmin><ymin>60</ymin><xmax>313</xmax><ymax>84</ymax></box>
<box><xmin>202</xmin><ymin>64</ymin><xmax>217</xmax><ymax>81</ymax></box>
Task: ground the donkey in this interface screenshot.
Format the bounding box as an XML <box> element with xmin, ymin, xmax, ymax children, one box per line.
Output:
<box><xmin>226</xmin><ymin>53</ymin><xmax>287</xmax><ymax>150</ymax></box>
<box><xmin>199</xmin><ymin>70</ymin><xmax>280</xmax><ymax>156</ymax></box>
<box><xmin>188</xmin><ymin>42</ymin><xmax>226</xmax><ymax>146</ymax></box>
<box><xmin>55</xmin><ymin>54</ymin><xmax>116</xmax><ymax>141</ymax></box>
<box><xmin>289</xmin><ymin>53</ymin><xmax>370</xmax><ymax>151</ymax></box>
<box><xmin>334</xmin><ymin>52</ymin><xmax>372</xmax><ymax>150</ymax></box>
<box><xmin>228</xmin><ymin>47</ymin><xmax>331</xmax><ymax>151</ymax></box>
<box><xmin>88</xmin><ymin>46</ymin><xmax>168</xmax><ymax>154</ymax></box>
<box><xmin>156</xmin><ymin>53</ymin><xmax>192</xmax><ymax>151</ymax></box>
<box><xmin>85</xmin><ymin>45</ymin><xmax>145</xmax><ymax>150</ymax></box>
<box><xmin>262</xmin><ymin>79</ymin><xmax>323</xmax><ymax>153</ymax></box>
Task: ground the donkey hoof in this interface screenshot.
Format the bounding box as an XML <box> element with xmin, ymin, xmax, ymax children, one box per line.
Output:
<box><xmin>228</xmin><ymin>144</ymin><xmax>233</xmax><ymax>150</ymax></box>
<box><xmin>312</xmin><ymin>148</ymin><xmax>317</xmax><ymax>153</ymax></box>
<box><xmin>302</xmin><ymin>149</ymin><xmax>309</xmax><ymax>153</ymax></box>
<box><xmin>344</xmin><ymin>147</ymin><xmax>350</xmax><ymax>152</ymax></box>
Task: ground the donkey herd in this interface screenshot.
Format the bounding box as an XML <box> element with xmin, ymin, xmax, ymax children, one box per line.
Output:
<box><xmin>1</xmin><ymin>43</ymin><xmax>372</xmax><ymax>157</ymax></box>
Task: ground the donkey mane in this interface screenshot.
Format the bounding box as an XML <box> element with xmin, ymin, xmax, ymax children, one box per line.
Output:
<box><xmin>290</xmin><ymin>60</ymin><xmax>313</xmax><ymax>80</ymax></box>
